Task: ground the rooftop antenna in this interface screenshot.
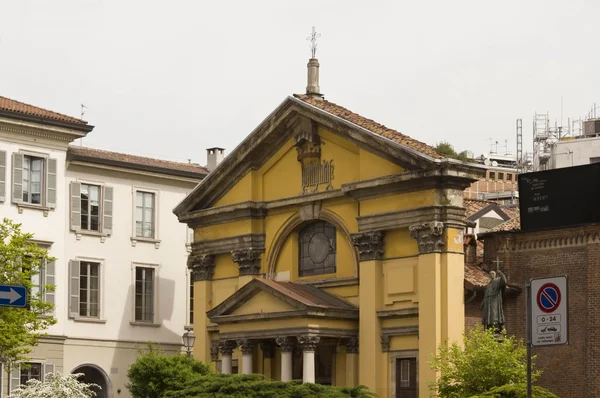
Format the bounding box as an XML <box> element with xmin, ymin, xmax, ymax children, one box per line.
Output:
<box><xmin>79</xmin><ymin>104</ymin><xmax>88</xmax><ymax>146</ymax></box>
<box><xmin>306</xmin><ymin>26</ymin><xmax>321</xmax><ymax>59</ymax></box>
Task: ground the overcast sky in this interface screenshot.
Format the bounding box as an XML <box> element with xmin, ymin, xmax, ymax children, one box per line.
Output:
<box><xmin>1</xmin><ymin>0</ymin><xmax>598</xmax><ymax>165</ymax></box>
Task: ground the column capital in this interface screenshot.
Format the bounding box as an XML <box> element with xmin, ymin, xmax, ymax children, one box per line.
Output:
<box><xmin>218</xmin><ymin>340</ymin><xmax>236</xmax><ymax>356</ymax></box>
<box><xmin>210</xmin><ymin>341</ymin><xmax>219</xmax><ymax>362</ymax></box>
<box><xmin>343</xmin><ymin>337</ymin><xmax>359</xmax><ymax>354</ymax></box>
<box><xmin>259</xmin><ymin>341</ymin><xmax>275</xmax><ymax>359</ymax></box>
<box><xmin>351</xmin><ymin>231</ymin><xmax>385</xmax><ymax>261</ymax></box>
<box><xmin>236</xmin><ymin>339</ymin><xmax>256</xmax><ymax>354</ymax></box>
<box><xmin>380</xmin><ymin>335</ymin><xmax>390</xmax><ymax>352</ymax></box>
<box><xmin>188</xmin><ymin>254</ymin><xmax>216</xmax><ymax>281</ymax></box>
<box><xmin>275</xmin><ymin>336</ymin><xmax>295</xmax><ymax>352</ymax></box>
<box><xmin>298</xmin><ymin>335</ymin><xmax>320</xmax><ymax>352</ymax></box>
<box><xmin>409</xmin><ymin>221</ymin><xmax>445</xmax><ymax>254</ymax></box>
<box><xmin>231</xmin><ymin>248</ymin><xmax>263</xmax><ymax>276</ymax></box>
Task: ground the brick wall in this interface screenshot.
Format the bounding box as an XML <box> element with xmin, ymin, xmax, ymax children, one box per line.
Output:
<box><xmin>481</xmin><ymin>225</ymin><xmax>600</xmax><ymax>398</ymax></box>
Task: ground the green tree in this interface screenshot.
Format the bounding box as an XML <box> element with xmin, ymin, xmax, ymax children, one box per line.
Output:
<box><xmin>469</xmin><ymin>384</ymin><xmax>558</xmax><ymax>398</ymax></box>
<box><xmin>435</xmin><ymin>142</ymin><xmax>473</xmax><ymax>162</ymax></box>
<box><xmin>429</xmin><ymin>326</ymin><xmax>541</xmax><ymax>398</ymax></box>
<box><xmin>163</xmin><ymin>373</ymin><xmax>375</xmax><ymax>398</ymax></box>
<box><xmin>126</xmin><ymin>343</ymin><xmax>212</xmax><ymax>398</ymax></box>
<box><xmin>9</xmin><ymin>372</ymin><xmax>99</xmax><ymax>398</ymax></box>
<box><xmin>0</xmin><ymin>218</ymin><xmax>56</xmax><ymax>372</ymax></box>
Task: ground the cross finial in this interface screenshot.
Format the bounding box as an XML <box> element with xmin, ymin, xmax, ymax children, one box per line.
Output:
<box><xmin>492</xmin><ymin>257</ymin><xmax>503</xmax><ymax>271</ymax></box>
<box><xmin>306</xmin><ymin>26</ymin><xmax>321</xmax><ymax>59</ymax></box>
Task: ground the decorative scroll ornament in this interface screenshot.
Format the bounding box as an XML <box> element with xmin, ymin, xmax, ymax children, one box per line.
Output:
<box><xmin>380</xmin><ymin>336</ymin><xmax>390</xmax><ymax>352</ymax></box>
<box><xmin>231</xmin><ymin>248</ymin><xmax>262</xmax><ymax>275</ymax></box>
<box><xmin>343</xmin><ymin>337</ymin><xmax>359</xmax><ymax>354</ymax></box>
<box><xmin>301</xmin><ymin>160</ymin><xmax>334</xmax><ymax>194</ymax></box>
<box><xmin>236</xmin><ymin>339</ymin><xmax>256</xmax><ymax>354</ymax></box>
<box><xmin>351</xmin><ymin>231</ymin><xmax>385</xmax><ymax>261</ymax></box>
<box><xmin>187</xmin><ymin>254</ymin><xmax>216</xmax><ymax>281</ymax></box>
<box><xmin>409</xmin><ymin>222</ymin><xmax>445</xmax><ymax>254</ymax></box>
<box><xmin>297</xmin><ymin>335</ymin><xmax>320</xmax><ymax>351</ymax></box>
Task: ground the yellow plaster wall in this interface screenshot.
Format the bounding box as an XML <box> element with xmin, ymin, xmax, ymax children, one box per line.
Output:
<box><xmin>212</xmin><ymin>254</ymin><xmax>239</xmax><ymax>280</ymax></box>
<box><xmin>359</xmin><ymin>147</ymin><xmax>405</xmax><ymax>180</ymax></box>
<box><xmin>262</xmin><ymin>141</ymin><xmax>303</xmax><ymax>201</ymax></box>
<box><xmin>212</xmin><ymin>278</ymin><xmax>239</xmax><ymax>307</ymax></box>
<box><xmin>390</xmin><ymin>335</ymin><xmax>419</xmax><ymax>351</ymax></box>
<box><xmin>382</xmin><ymin>317</ymin><xmax>419</xmax><ymax>329</ymax></box>
<box><xmin>384</xmin><ymin>229</ymin><xmax>418</xmax><ymax>258</ymax></box>
<box><xmin>196</xmin><ymin>218</ymin><xmax>263</xmax><ymax>240</ymax></box>
<box><xmin>230</xmin><ymin>290</ymin><xmax>296</xmax><ymax>315</ymax></box>
<box><xmin>360</xmin><ymin>189</ymin><xmax>437</xmax><ymax>216</ymax></box>
<box><xmin>382</xmin><ymin>257</ymin><xmax>418</xmax><ymax>306</ymax></box>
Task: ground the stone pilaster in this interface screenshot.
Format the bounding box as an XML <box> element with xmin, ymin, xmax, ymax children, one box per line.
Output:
<box><xmin>409</xmin><ymin>221</ymin><xmax>445</xmax><ymax>253</ymax></box>
<box><xmin>210</xmin><ymin>341</ymin><xmax>219</xmax><ymax>362</ymax></box>
<box><xmin>187</xmin><ymin>254</ymin><xmax>216</xmax><ymax>281</ymax></box>
<box><xmin>231</xmin><ymin>248</ymin><xmax>262</xmax><ymax>276</ymax></box>
<box><xmin>351</xmin><ymin>231</ymin><xmax>385</xmax><ymax>261</ymax></box>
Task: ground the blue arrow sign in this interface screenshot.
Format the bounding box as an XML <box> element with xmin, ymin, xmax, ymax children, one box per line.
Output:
<box><xmin>0</xmin><ymin>285</ymin><xmax>27</xmax><ymax>308</ymax></box>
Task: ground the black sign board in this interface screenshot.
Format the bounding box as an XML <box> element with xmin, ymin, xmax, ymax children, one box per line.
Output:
<box><xmin>518</xmin><ymin>162</ymin><xmax>600</xmax><ymax>231</ymax></box>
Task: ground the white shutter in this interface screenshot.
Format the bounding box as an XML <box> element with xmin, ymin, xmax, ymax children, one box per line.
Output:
<box><xmin>70</xmin><ymin>182</ymin><xmax>81</xmax><ymax>231</ymax></box>
<box><xmin>43</xmin><ymin>363</ymin><xmax>55</xmax><ymax>381</ymax></box>
<box><xmin>0</xmin><ymin>150</ymin><xmax>6</xmax><ymax>202</ymax></box>
<box><xmin>45</xmin><ymin>260</ymin><xmax>56</xmax><ymax>315</ymax></box>
<box><xmin>46</xmin><ymin>158</ymin><xmax>57</xmax><ymax>208</ymax></box>
<box><xmin>10</xmin><ymin>367</ymin><xmax>20</xmax><ymax>392</ymax></box>
<box><xmin>12</xmin><ymin>153</ymin><xmax>24</xmax><ymax>204</ymax></box>
<box><xmin>102</xmin><ymin>186</ymin><xmax>113</xmax><ymax>235</ymax></box>
<box><xmin>69</xmin><ymin>260</ymin><xmax>80</xmax><ymax>318</ymax></box>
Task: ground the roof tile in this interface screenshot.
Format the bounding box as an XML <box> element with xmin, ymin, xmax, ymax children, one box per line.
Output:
<box><xmin>68</xmin><ymin>146</ymin><xmax>208</xmax><ymax>176</ymax></box>
<box><xmin>293</xmin><ymin>94</ymin><xmax>442</xmax><ymax>159</ymax></box>
<box><xmin>0</xmin><ymin>96</ymin><xmax>87</xmax><ymax>125</ymax></box>
<box><xmin>464</xmin><ymin>198</ymin><xmax>495</xmax><ymax>218</ymax></box>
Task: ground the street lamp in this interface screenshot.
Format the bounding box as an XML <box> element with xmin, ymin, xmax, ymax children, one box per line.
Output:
<box><xmin>182</xmin><ymin>330</ymin><xmax>196</xmax><ymax>357</ymax></box>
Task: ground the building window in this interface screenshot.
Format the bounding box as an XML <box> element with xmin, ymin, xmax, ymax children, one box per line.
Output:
<box><xmin>136</xmin><ymin>191</ymin><xmax>155</xmax><ymax>238</ymax></box>
<box><xmin>498</xmin><ymin>172</ymin><xmax>504</xmax><ymax>180</ymax></box>
<box><xmin>79</xmin><ymin>261</ymin><xmax>100</xmax><ymax>318</ymax></box>
<box><xmin>488</xmin><ymin>171</ymin><xmax>496</xmax><ymax>180</ymax></box>
<box><xmin>20</xmin><ymin>363</ymin><xmax>42</xmax><ymax>385</ymax></box>
<box><xmin>135</xmin><ymin>267</ymin><xmax>155</xmax><ymax>322</ymax></box>
<box><xmin>298</xmin><ymin>221</ymin><xmax>336</xmax><ymax>277</ymax></box>
<box><xmin>507</xmin><ymin>173</ymin><xmax>513</xmax><ymax>181</ymax></box>
<box><xmin>396</xmin><ymin>358</ymin><xmax>417</xmax><ymax>398</ymax></box>
<box><xmin>30</xmin><ymin>256</ymin><xmax>55</xmax><ymax>315</ymax></box>
<box><xmin>22</xmin><ymin>156</ymin><xmax>44</xmax><ymax>204</ymax></box>
<box><xmin>81</xmin><ymin>184</ymin><xmax>101</xmax><ymax>231</ymax></box>
<box><xmin>189</xmin><ymin>276</ymin><xmax>194</xmax><ymax>325</ymax></box>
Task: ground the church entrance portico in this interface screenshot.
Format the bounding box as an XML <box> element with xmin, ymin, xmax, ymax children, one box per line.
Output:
<box><xmin>207</xmin><ymin>278</ymin><xmax>359</xmax><ymax>385</ymax></box>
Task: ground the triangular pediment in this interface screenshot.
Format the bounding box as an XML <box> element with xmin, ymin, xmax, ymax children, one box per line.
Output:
<box><xmin>207</xmin><ymin>278</ymin><xmax>358</xmax><ymax>323</ymax></box>
<box><xmin>174</xmin><ymin>95</ymin><xmax>455</xmax><ymax>217</ymax></box>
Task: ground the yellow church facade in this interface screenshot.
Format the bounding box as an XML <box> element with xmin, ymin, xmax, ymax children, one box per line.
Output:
<box><xmin>174</xmin><ymin>59</ymin><xmax>483</xmax><ymax>397</ymax></box>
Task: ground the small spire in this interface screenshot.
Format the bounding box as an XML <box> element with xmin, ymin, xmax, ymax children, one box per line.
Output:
<box><xmin>305</xmin><ymin>27</ymin><xmax>323</xmax><ymax>99</ymax></box>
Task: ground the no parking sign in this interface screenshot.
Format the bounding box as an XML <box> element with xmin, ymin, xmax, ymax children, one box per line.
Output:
<box><xmin>530</xmin><ymin>276</ymin><xmax>568</xmax><ymax>346</ymax></box>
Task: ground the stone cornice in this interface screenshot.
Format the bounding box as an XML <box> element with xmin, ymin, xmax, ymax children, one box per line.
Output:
<box><xmin>377</xmin><ymin>307</ymin><xmax>419</xmax><ymax>319</ymax></box>
<box><xmin>409</xmin><ymin>222</ymin><xmax>445</xmax><ymax>254</ymax></box>
<box><xmin>351</xmin><ymin>231</ymin><xmax>385</xmax><ymax>261</ymax></box>
<box><xmin>218</xmin><ymin>326</ymin><xmax>357</xmax><ymax>341</ymax></box>
<box><xmin>191</xmin><ymin>234</ymin><xmax>266</xmax><ymax>256</ymax></box>
<box><xmin>493</xmin><ymin>228</ymin><xmax>600</xmax><ymax>252</ymax></box>
<box><xmin>357</xmin><ymin>206</ymin><xmax>466</xmax><ymax>233</ymax></box>
<box><xmin>209</xmin><ymin>308</ymin><xmax>359</xmax><ymax>325</ymax></box>
<box><xmin>0</xmin><ymin>118</ymin><xmax>90</xmax><ymax>144</ymax></box>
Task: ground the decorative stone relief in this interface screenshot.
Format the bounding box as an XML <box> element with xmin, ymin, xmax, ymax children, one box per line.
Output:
<box><xmin>380</xmin><ymin>336</ymin><xmax>390</xmax><ymax>352</ymax></box>
<box><xmin>299</xmin><ymin>201</ymin><xmax>322</xmax><ymax>221</ymax></box>
<box><xmin>259</xmin><ymin>341</ymin><xmax>275</xmax><ymax>359</ymax></box>
<box><xmin>275</xmin><ymin>336</ymin><xmax>295</xmax><ymax>353</ymax></box>
<box><xmin>343</xmin><ymin>337</ymin><xmax>359</xmax><ymax>354</ymax></box>
<box><xmin>351</xmin><ymin>231</ymin><xmax>385</xmax><ymax>261</ymax></box>
<box><xmin>210</xmin><ymin>341</ymin><xmax>219</xmax><ymax>362</ymax></box>
<box><xmin>218</xmin><ymin>340</ymin><xmax>236</xmax><ymax>356</ymax></box>
<box><xmin>236</xmin><ymin>339</ymin><xmax>256</xmax><ymax>354</ymax></box>
<box><xmin>187</xmin><ymin>254</ymin><xmax>216</xmax><ymax>281</ymax></box>
<box><xmin>231</xmin><ymin>249</ymin><xmax>262</xmax><ymax>276</ymax></box>
<box><xmin>409</xmin><ymin>222</ymin><xmax>445</xmax><ymax>254</ymax></box>
<box><xmin>297</xmin><ymin>335</ymin><xmax>320</xmax><ymax>352</ymax></box>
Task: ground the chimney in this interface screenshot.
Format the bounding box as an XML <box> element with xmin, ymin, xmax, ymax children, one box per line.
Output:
<box><xmin>306</xmin><ymin>58</ymin><xmax>323</xmax><ymax>99</ymax></box>
<box><xmin>206</xmin><ymin>147</ymin><xmax>225</xmax><ymax>172</ymax></box>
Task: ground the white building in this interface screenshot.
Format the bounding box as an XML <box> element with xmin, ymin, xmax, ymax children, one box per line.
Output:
<box><xmin>0</xmin><ymin>96</ymin><xmax>207</xmax><ymax>397</ymax></box>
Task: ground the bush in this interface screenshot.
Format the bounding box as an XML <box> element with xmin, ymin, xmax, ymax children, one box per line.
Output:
<box><xmin>10</xmin><ymin>372</ymin><xmax>98</xmax><ymax>398</ymax></box>
<box><xmin>163</xmin><ymin>373</ymin><xmax>375</xmax><ymax>398</ymax></box>
<box><xmin>469</xmin><ymin>384</ymin><xmax>559</xmax><ymax>398</ymax></box>
<box><xmin>126</xmin><ymin>343</ymin><xmax>212</xmax><ymax>398</ymax></box>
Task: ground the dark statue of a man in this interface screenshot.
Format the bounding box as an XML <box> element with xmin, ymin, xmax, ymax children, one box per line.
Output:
<box><xmin>481</xmin><ymin>269</ymin><xmax>507</xmax><ymax>331</ymax></box>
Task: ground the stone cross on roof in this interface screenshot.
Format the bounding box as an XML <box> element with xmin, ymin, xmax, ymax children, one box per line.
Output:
<box><xmin>306</xmin><ymin>26</ymin><xmax>321</xmax><ymax>58</ymax></box>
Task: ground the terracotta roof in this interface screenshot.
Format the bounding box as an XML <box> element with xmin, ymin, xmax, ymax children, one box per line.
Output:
<box><xmin>0</xmin><ymin>96</ymin><xmax>87</xmax><ymax>125</ymax></box>
<box><xmin>259</xmin><ymin>279</ymin><xmax>356</xmax><ymax>310</ymax></box>
<box><xmin>68</xmin><ymin>146</ymin><xmax>208</xmax><ymax>176</ymax></box>
<box><xmin>488</xmin><ymin>213</ymin><xmax>521</xmax><ymax>232</ymax></box>
<box><xmin>464</xmin><ymin>198</ymin><xmax>495</xmax><ymax>218</ymax></box>
<box><xmin>499</xmin><ymin>205</ymin><xmax>520</xmax><ymax>219</ymax></box>
<box><xmin>293</xmin><ymin>94</ymin><xmax>443</xmax><ymax>159</ymax></box>
<box><xmin>465</xmin><ymin>263</ymin><xmax>491</xmax><ymax>289</ymax></box>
